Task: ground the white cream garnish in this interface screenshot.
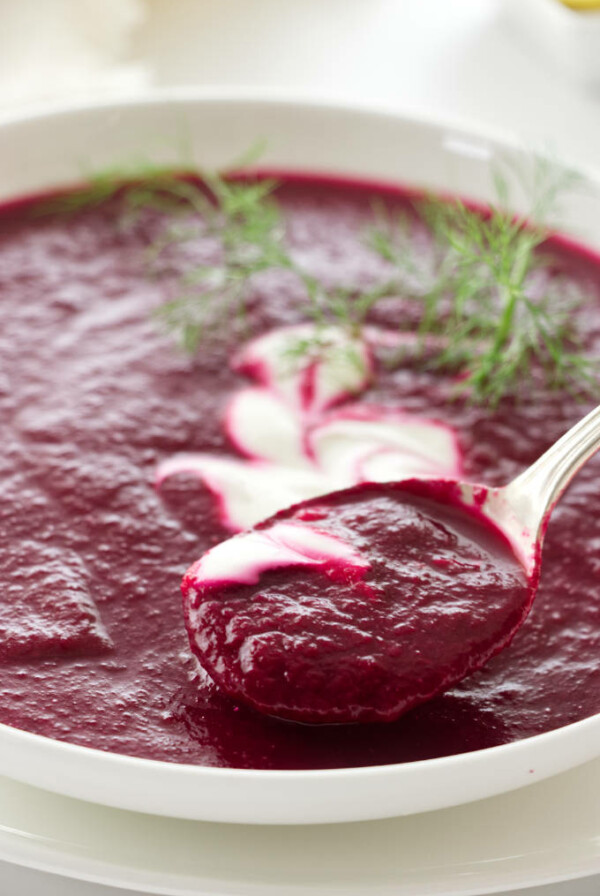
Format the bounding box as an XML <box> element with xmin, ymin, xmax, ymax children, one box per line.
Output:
<box><xmin>187</xmin><ymin>522</ymin><xmax>369</xmax><ymax>588</ymax></box>
<box><xmin>309</xmin><ymin>411</ymin><xmax>461</xmax><ymax>484</ymax></box>
<box><xmin>157</xmin><ymin>324</ymin><xmax>463</xmax><ymax>531</ymax></box>
<box><xmin>226</xmin><ymin>388</ymin><xmax>309</xmax><ymax>467</ymax></box>
<box><xmin>233</xmin><ymin>324</ymin><xmax>373</xmax><ymax>413</ymax></box>
<box><xmin>157</xmin><ymin>454</ymin><xmax>326</xmax><ymax>530</ymax></box>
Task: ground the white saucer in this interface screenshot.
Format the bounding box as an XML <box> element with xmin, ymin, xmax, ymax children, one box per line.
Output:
<box><xmin>0</xmin><ymin>756</ymin><xmax>599</xmax><ymax>896</ymax></box>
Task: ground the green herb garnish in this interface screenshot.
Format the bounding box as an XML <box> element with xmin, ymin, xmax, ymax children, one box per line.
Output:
<box><xmin>39</xmin><ymin>153</ymin><xmax>599</xmax><ymax>405</ymax></box>
<box><xmin>367</xmin><ymin>161</ymin><xmax>599</xmax><ymax>404</ymax></box>
<box><xmin>153</xmin><ymin>174</ymin><xmax>294</xmax><ymax>352</ymax></box>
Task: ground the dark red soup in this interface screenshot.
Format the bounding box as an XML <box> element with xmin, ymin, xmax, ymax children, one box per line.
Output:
<box><xmin>182</xmin><ymin>481</ymin><xmax>532</xmax><ymax>725</ymax></box>
<box><xmin>1</xmin><ymin>176</ymin><xmax>600</xmax><ymax>770</ymax></box>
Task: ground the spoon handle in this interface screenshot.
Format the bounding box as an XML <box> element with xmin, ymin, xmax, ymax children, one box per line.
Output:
<box><xmin>505</xmin><ymin>403</ymin><xmax>600</xmax><ymax>536</ymax></box>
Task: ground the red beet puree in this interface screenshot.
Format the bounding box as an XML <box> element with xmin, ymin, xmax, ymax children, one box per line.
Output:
<box><xmin>0</xmin><ymin>176</ymin><xmax>600</xmax><ymax>769</ymax></box>
<box><xmin>183</xmin><ymin>481</ymin><xmax>533</xmax><ymax>724</ymax></box>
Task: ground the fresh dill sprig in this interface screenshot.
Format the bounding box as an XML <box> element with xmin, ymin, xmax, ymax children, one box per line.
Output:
<box><xmin>367</xmin><ymin>160</ymin><xmax>599</xmax><ymax>404</ymax></box>
<box><xmin>39</xmin><ymin>152</ymin><xmax>599</xmax><ymax>405</ymax></box>
<box><xmin>38</xmin><ymin>159</ymin><xmax>294</xmax><ymax>352</ymax></box>
<box><xmin>34</xmin><ymin>161</ymin><xmax>206</xmax><ymax>218</ymax></box>
<box><xmin>154</xmin><ymin>173</ymin><xmax>294</xmax><ymax>351</ymax></box>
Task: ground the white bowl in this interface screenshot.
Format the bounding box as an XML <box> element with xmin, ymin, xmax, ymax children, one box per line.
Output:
<box><xmin>1</xmin><ymin>91</ymin><xmax>599</xmax><ymax>825</ymax></box>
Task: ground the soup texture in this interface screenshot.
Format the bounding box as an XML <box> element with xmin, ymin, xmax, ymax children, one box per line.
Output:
<box><xmin>0</xmin><ymin>176</ymin><xmax>599</xmax><ymax>769</ymax></box>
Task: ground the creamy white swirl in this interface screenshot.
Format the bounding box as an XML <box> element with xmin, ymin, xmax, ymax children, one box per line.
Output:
<box><xmin>185</xmin><ymin>521</ymin><xmax>370</xmax><ymax>590</ymax></box>
<box><xmin>157</xmin><ymin>325</ymin><xmax>462</xmax><ymax>530</ymax></box>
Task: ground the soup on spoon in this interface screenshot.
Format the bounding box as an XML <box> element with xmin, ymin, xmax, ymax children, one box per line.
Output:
<box><xmin>181</xmin><ymin>404</ymin><xmax>600</xmax><ymax>724</ymax></box>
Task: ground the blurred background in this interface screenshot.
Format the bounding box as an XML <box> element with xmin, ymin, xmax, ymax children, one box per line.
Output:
<box><xmin>0</xmin><ymin>0</ymin><xmax>599</xmax><ymax>169</ymax></box>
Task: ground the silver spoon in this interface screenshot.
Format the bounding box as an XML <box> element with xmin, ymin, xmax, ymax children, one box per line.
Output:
<box><xmin>457</xmin><ymin>403</ymin><xmax>600</xmax><ymax>579</ymax></box>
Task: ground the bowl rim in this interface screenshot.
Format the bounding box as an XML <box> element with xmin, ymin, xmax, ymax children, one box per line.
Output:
<box><xmin>1</xmin><ymin>699</ymin><xmax>600</xmax><ymax>780</ymax></box>
<box><xmin>3</xmin><ymin>82</ymin><xmax>600</xmax><ymax>188</ymax></box>
<box><xmin>1</xmin><ymin>87</ymin><xmax>599</xmax><ymax>822</ymax></box>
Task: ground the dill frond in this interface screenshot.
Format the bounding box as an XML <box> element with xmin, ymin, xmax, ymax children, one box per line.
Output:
<box><xmin>37</xmin><ymin>150</ymin><xmax>599</xmax><ymax>406</ymax></box>
<box><xmin>368</xmin><ymin>158</ymin><xmax>599</xmax><ymax>405</ymax></box>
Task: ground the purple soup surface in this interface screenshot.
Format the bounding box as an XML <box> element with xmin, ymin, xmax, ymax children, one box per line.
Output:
<box><xmin>0</xmin><ymin>175</ymin><xmax>600</xmax><ymax>769</ymax></box>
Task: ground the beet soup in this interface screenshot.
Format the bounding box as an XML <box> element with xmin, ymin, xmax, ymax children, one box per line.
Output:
<box><xmin>0</xmin><ymin>174</ymin><xmax>599</xmax><ymax>770</ymax></box>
